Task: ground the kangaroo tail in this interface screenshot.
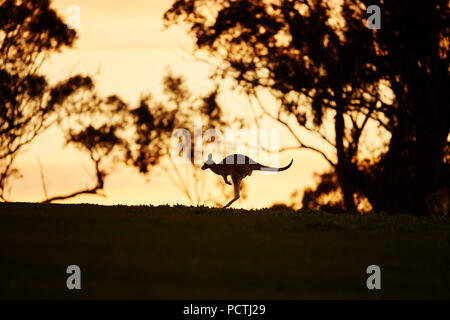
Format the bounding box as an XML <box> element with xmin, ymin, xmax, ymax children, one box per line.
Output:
<box><xmin>257</xmin><ymin>159</ymin><xmax>293</xmax><ymax>172</ymax></box>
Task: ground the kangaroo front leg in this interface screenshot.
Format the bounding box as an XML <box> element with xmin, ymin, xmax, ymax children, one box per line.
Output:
<box><xmin>223</xmin><ymin>179</ymin><xmax>241</xmax><ymax>208</ymax></box>
<box><xmin>222</xmin><ymin>174</ymin><xmax>232</xmax><ymax>185</ymax></box>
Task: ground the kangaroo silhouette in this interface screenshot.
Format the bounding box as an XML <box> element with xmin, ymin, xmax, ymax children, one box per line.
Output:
<box><xmin>201</xmin><ymin>153</ymin><xmax>293</xmax><ymax>208</ymax></box>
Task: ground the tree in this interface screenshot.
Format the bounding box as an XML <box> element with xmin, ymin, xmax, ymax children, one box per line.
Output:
<box><xmin>0</xmin><ymin>0</ymin><xmax>93</xmax><ymax>201</ymax></box>
<box><xmin>41</xmin><ymin>92</ymin><xmax>132</xmax><ymax>202</ymax></box>
<box><xmin>0</xmin><ymin>0</ymin><xmax>248</xmax><ymax>205</ymax></box>
<box><xmin>129</xmin><ymin>70</ymin><xmax>247</xmax><ymax>206</ymax></box>
<box><xmin>164</xmin><ymin>0</ymin><xmax>449</xmax><ymax>214</ymax></box>
<box><xmin>41</xmin><ymin>72</ymin><xmax>239</xmax><ymax>205</ymax></box>
<box><xmin>357</xmin><ymin>0</ymin><xmax>450</xmax><ymax>213</ymax></box>
<box><xmin>0</xmin><ymin>0</ymin><xmax>151</xmax><ymax>203</ymax></box>
<box><xmin>164</xmin><ymin>0</ymin><xmax>385</xmax><ymax>211</ymax></box>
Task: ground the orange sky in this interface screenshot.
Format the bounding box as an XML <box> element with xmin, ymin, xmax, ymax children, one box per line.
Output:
<box><xmin>8</xmin><ymin>0</ymin><xmax>338</xmax><ymax>208</ymax></box>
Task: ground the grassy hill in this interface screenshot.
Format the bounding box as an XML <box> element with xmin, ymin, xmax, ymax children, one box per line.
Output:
<box><xmin>0</xmin><ymin>202</ymin><xmax>449</xmax><ymax>299</ymax></box>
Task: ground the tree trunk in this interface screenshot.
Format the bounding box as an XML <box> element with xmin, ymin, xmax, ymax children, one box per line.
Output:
<box><xmin>372</xmin><ymin>71</ymin><xmax>450</xmax><ymax>215</ymax></box>
<box><xmin>334</xmin><ymin>96</ymin><xmax>356</xmax><ymax>212</ymax></box>
<box><xmin>409</xmin><ymin>74</ymin><xmax>450</xmax><ymax>214</ymax></box>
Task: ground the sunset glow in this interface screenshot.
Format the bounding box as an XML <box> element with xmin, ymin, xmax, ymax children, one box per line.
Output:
<box><xmin>8</xmin><ymin>0</ymin><xmax>332</xmax><ymax>208</ymax></box>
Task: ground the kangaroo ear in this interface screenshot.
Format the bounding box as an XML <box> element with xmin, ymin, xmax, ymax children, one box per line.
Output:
<box><xmin>207</xmin><ymin>153</ymin><xmax>212</xmax><ymax>161</ymax></box>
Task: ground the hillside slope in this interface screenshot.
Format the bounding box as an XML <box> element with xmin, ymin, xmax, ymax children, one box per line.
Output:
<box><xmin>1</xmin><ymin>203</ymin><xmax>449</xmax><ymax>299</ymax></box>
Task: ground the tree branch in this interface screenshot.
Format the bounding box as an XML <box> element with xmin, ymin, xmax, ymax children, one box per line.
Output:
<box><xmin>41</xmin><ymin>158</ymin><xmax>105</xmax><ymax>203</ymax></box>
<box><xmin>252</xmin><ymin>92</ymin><xmax>337</xmax><ymax>167</ymax></box>
<box><xmin>35</xmin><ymin>155</ymin><xmax>48</xmax><ymax>201</ymax></box>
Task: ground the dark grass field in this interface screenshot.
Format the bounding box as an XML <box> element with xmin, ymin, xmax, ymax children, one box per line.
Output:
<box><xmin>0</xmin><ymin>202</ymin><xmax>449</xmax><ymax>299</ymax></box>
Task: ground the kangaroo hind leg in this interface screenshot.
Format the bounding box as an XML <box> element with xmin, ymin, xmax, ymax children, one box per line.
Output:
<box><xmin>223</xmin><ymin>177</ymin><xmax>241</xmax><ymax>208</ymax></box>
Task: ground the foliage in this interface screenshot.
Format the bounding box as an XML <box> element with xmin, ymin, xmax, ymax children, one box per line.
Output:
<box><xmin>130</xmin><ymin>71</ymin><xmax>244</xmax><ymax>205</ymax></box>
<box><xmin>164</xmin><ymin>0</ymin><xmax>449</xmax><ymax>214</ymax></box>
<box><xmin>0</xmin><ymin>0</ymin><xmax>88</xmax><ymax>200</ymax></box>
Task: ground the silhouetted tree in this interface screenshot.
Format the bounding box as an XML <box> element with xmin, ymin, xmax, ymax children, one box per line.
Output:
<box><xmin>41</xmin><ymin>92</ymin><xmax>132</xmax><ymax>202</ymax></box>
<box><xmin>356</xmin><ymin>0</ymin><xmax>450</xmax><ymax>213</ymax></box>
<box><xmin>129</xmin><ymin>71</ymin><xmax>246</xmax><ymax>205</ymax></box>
<box><xmin>0</xmin><ymin>0</ymin><xmax>249</xmax><ymax>205</ymax></box>
<box><xmin>0</xmin><ymin>0</ymin><xmax>151</xmax><ymax>203</ymax></box>
<box><xmin>301</xmin><ymin>170</ymin><xmax>345</xmax><ymax>212</ymax></box>
<box><xmin>164</xmin><ymin>0</ymin><xmax>449</xmax><ymax>214</ymax></box>
<box><xmin>43</xmin><ymin>71</ymin><xmax>238</xmax><ymax>205</ymax></box>
<box><xmin>0</xmin><ymin>0</ymin><xmax>95</xmax><ymax>200</ymax></box>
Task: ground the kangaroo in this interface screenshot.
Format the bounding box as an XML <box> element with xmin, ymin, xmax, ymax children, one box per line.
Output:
<box><xmin>201</xmin><ymin>153</ymin><xmax>293</xmax><ymax>208</ymax></box>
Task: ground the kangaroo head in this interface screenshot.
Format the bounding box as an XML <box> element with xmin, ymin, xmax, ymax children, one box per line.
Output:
<box><xmin>201</xmin><ymin>153</ymin><xmax>215</xmax><ymax>170</ymax></box>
